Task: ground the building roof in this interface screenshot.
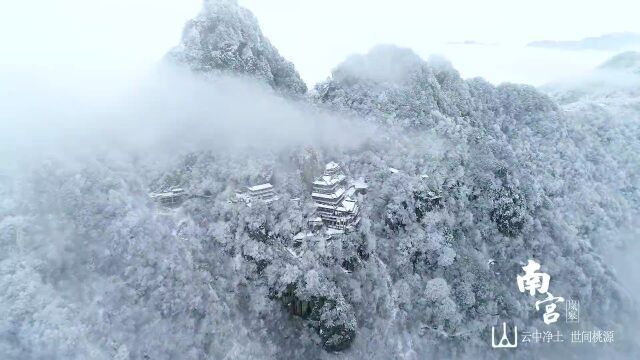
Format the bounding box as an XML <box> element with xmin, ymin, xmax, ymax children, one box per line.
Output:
<box><xmin>248</xmin><ymin>183</ymin><xmax>273</xmax><ymax>192</ymax></box>
<box><xmin>315</xmin><ymin>203</ymin><xmax>338</xmax><ymax>210</ymax></box>
<box><xmin>326</xmin><ymin>161</ymin><xmax>340</xmax><ymax>171</ymax></box>
<box><xmin>315</xmin><ymin>198</ymin><xmax>358</xmax><ymax>214</ymax></box>
<box><xmin>293</xmin><ymin>232</ymin><xmax>314</xmax><ymax>241</ymax></box>
<box><xmin>150</xmin><ymin>188</ymin><xmax>187</xmax><ymax>199</ymax></box>
<box><xmin>338</xmin><ymin>199</ymin><xmax>357</xmax><ymax>213</ymax></box>
<box><xmin>263</xmin><ymin>195</ymin><xmax>279</xmax><ymax>203</ymax></box>
<box><xmin>352</xmin><ymin>178</ymin><xmax>369</xmax><ymax>189</ymax></box>
<box><xmin>312</xmin><ymin>187</ymin><xmax>346</xmax><ymax>200</ymax></box>
<box><xmin>313</xmin><ymin>174</ymin><xmax>346</xmax><ymax>187</ymax></box>
<box><xmin>326</xmin><ymin>228</ymin><xmax>345</xmax><ymax>235</ymax></box>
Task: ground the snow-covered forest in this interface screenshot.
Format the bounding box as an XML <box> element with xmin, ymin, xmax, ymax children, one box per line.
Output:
<box><xmin>1</xmin><ymin>0</ymin><xmax>639</xmax><ymax>359</ymax></box>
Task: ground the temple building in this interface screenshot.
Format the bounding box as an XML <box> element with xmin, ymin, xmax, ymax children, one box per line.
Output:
<box><xmin>150</xmin><ymin>187</ymin><xmax>188</xmax><ymax>207</ymax></box>
<box><xmin>248</xmin><ymin>183</ymin><xmax>276</xmax><ymax>201</ymax></box>
<box><xmin>236</xmin><ymin>182</ymin><xmax>278</xmax><ymax>205</ymax></box>
<box><xmin>312</xmin><ymin>162</ymin><xmax>360</xmax><ymax>230</ymax></box>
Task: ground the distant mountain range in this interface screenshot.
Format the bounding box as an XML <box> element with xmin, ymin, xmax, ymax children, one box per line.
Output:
<box><xmin>446</xmin><ymin>40</ymin><xmax>496</xmax><ymax>46</ymax></box>
<box><xmin>528</xmin><ymin>32</ymin><xmax>640</xmax><ymax>51</ymax></box>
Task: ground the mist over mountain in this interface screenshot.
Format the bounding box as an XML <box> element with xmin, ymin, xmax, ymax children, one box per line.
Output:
<box><xmin>543</xmin><ymin>52</ymin><xmax>640</xmax><ymax>244</ymax></box>
<box><xmin>1</xmin><ymin>1</ymin><xmax>639</xmax><ymax>359</ymax></box>
<box><xmin>544</xmin><ymin>51</ymin><xmax>640</xmax><ymax>104</ymax></box>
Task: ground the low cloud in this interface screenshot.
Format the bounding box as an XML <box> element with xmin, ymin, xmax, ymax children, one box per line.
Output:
<box><xmin>0</xmin><ymin>64</ymin><xmax>375</xmax><ymax>174</ymax></box>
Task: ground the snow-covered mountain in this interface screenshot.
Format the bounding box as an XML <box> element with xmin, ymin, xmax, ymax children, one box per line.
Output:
<box><xmin>544</xmin><ymin>51</ymin><xmax>640</xmax><ymax>105</ymax></box>
<box><xmin>2</xmin><ymin>1</ymin><xmax>639</xmax><ymax>359</ymax></box>
<box><xmin>542</xmin><ymin>53</ymin><xmax>640</xmax><ymax>245</ymax></box>
<box><xmin>313</xmin><ymin>44</ymin><xmax>561</xmax><ymax>131</ymax></box>
<box><xmin>599</xmin><ymin>51</ymin><xmax>640</xmax><ymax>74</ymax></box>
<box><xmin>167</xmin><ymin>0</ymin><xmax>307</xmax><ymax>96</ymax></box>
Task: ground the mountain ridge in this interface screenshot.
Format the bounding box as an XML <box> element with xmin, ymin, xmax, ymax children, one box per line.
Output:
<box><xmin>167</xmin><ymin>0</ymin><xmax>307</xmax><ymax>96</ymax></box>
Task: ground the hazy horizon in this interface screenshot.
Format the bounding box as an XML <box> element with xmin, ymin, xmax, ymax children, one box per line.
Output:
<box><xmin>1</xmin><ymin>0</ymin><xmax>639</xmax><ymax>88</ymax></box>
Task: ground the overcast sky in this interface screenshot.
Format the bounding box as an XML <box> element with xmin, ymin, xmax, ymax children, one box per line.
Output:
<box><xmin>1</xmin><ymin>0</ymin><xmax>639</xmax><ymax>86</ymax></box>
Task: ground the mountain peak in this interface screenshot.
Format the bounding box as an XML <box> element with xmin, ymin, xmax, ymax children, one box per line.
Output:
<box><xmin>167</xmin><ymin>0</ymin><xmax>307</xmax><ymax>96</ymax></box>
<box><xmin>599</xmin><ymin>51</ymin><xmax>640</xmax><ymax>74</ymax></box>
<box><xmin>331</xmin><ymin>45</ymin><xmax>428</xmax><ymax>84</ymax></box>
